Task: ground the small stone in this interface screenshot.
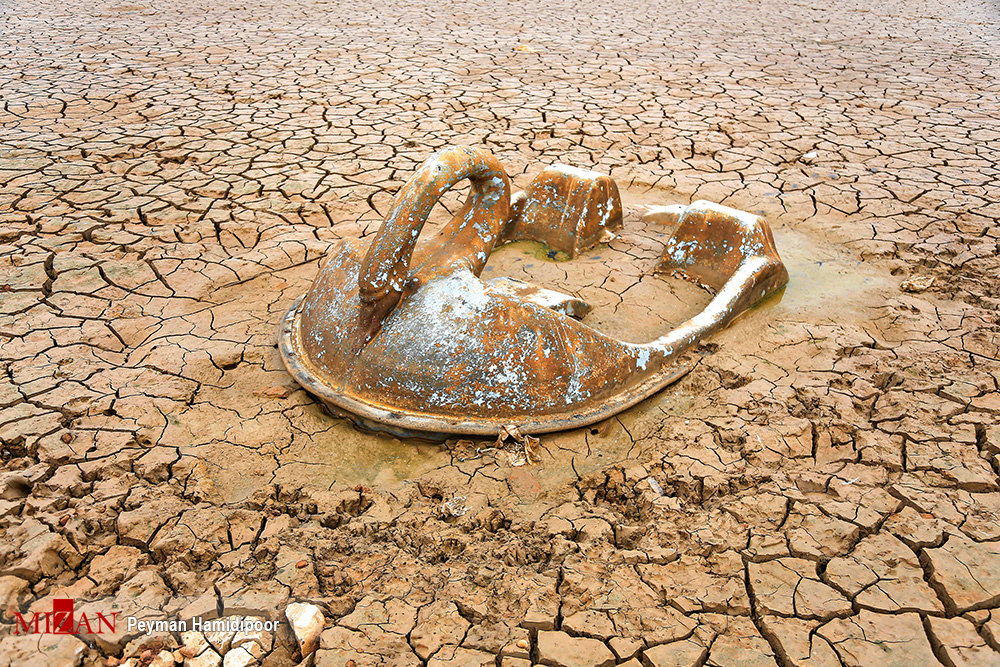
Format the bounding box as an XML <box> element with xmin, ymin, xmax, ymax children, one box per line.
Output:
<box><xmin>61</xmin><ymin>432</ymin><xmax>74</xmax><ymax>443</ymax></box>
<box><xmin>900</xmin><ymin>275</ymin><xmax>935</xmax><ymax>292</ymax></box>
<box><xmin>295</xmin><ymin>560</ymin><xmax>308</xmax><ymax>569</ymax></box>
<box><xmin>285</xmin><ymin>602</ymin><xmax>325</xmax><ymax>657</ymax></box>
<box><xmin>499</xmin><ymin>629</ymin><xmax>531</xmax><ymax>659</ymax></box>
<box><xmin>439</xmin><ymin>496</ymin><xmax>468</xmax><ymax>518</ymax></box>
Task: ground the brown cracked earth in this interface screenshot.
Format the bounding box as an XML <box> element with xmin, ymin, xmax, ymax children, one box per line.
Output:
<box><xmin>2</xmin><ymin>0</ymin><xmax>1000</xmax><ymax>665</ymax></box>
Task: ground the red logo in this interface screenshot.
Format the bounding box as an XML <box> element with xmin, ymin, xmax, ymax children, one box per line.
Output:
<box><xmin>13</xmin><ymin>599</ymin><xmax>117</xmax><ymax>635</ymax></box>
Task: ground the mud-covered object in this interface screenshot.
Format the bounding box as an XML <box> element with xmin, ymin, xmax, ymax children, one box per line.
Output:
<box><xmin>279</xmin><ymin>145</ymin><xmax>788</xmax><ymax>438</ymax></box>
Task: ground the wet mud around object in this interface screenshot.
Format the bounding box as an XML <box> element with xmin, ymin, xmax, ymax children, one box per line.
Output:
<box><xmin>202</xmin><ymin>190</ymin><xmax>893</xmax><ymax>503</ymax></box>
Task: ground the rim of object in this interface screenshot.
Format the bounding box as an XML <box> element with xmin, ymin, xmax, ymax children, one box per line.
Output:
<box><xmin>278</xmin><ymin>295</ymin><xmax>693</xmax><ymax>438</ymax></box>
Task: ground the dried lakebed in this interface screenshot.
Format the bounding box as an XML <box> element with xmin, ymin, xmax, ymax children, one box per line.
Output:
<box><xmin>2</xmin><ymin>0</ymin><xmax>999</xmax><ymax>664</ymax></box>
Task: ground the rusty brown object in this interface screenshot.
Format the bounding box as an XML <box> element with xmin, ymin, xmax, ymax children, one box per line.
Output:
<box><xmin>651</xmin><ymin>200</ymin><xmax>789</xmax><ymax>354</ymax></box>
<box><xmin>503</xmin><ymin>164</ymin><xmax>623</xmax><ymax>257</ymax></box>
<box><xmin>279</xmin><ymin>146</ymin><xmax>788</xmax><ymax>438</ymax></box>
<box><xmin>355</xmin><ymin>146</ymin><xmax>511</xmax><ymax>349</ymax></box>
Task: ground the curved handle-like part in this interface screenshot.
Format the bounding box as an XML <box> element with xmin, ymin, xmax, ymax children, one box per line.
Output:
<box><xmin>357</xmin><ymin>146</ymin><xmax>511</xmax><ymax>344</ymax></box>
<box><xmin>645</xmin><ymin>201</ymin><xmax>788</xmax><ymax>354</ymax></box>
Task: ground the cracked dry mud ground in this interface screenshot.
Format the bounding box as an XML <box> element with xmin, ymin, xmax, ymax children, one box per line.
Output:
<box><xmin>2</xmin><ymin>0</ymin><xmax>1000</xmax><ymax>664</ymax></box>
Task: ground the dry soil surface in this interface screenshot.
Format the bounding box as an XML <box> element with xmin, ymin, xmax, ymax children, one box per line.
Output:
<box><xmin>2</xmin><ymin>0</ymin><xmax>1000</xmax><ymax>665</ymax></box>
